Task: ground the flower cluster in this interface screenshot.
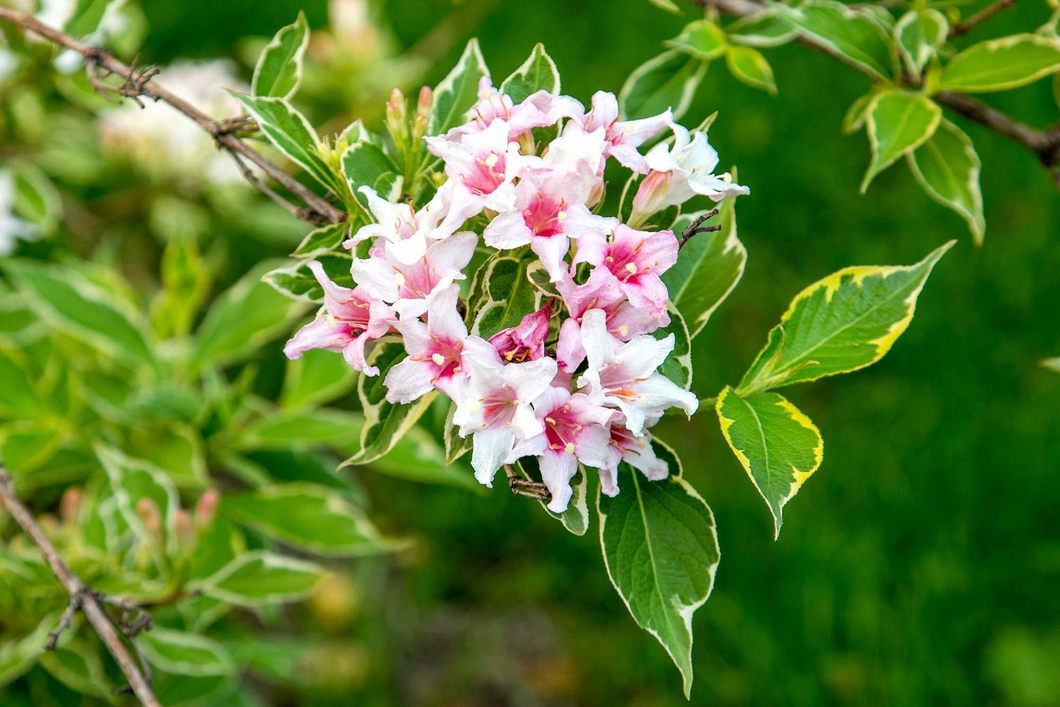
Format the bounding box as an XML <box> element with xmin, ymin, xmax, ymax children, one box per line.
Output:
<box><xmin>285</xmin><ymin>78</ymin><xmax>747</xmax><ymax>512</ymax></box>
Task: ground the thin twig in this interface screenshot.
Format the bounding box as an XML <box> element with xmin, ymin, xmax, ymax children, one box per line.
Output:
<box><xmin>0</xmin><ymin>7</ymin><xmax>346</xmax><ymax>226</ymax></box>
<box><xmin>950</xmin><ymin>0</ymin><xmax>1017</xmax><ymax>37</ymax></box>
<box><xmin>679</xmin><ymin>207</ymin><xmax>721</xmax><ymax>249</ymax></box>
<box><xmin>0</xmin><ymin>468</ymin><xmax>161</xmax><ymax>707</ymax></box>
<box><xmin>696</xmin><ymin>0</ymin><xmax>1060</xmax><ymax>182</ymax></box>
<box><xmin>504</xmin><ymin>464</ymin><xmax>552</xmax><ymax>502</ymax></box>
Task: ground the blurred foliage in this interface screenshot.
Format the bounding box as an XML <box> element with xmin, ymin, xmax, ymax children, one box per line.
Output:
<box><xmin>1</xmin><ymin>0</ymin><xmax>1059</xmax><ymax>705</ymax></box>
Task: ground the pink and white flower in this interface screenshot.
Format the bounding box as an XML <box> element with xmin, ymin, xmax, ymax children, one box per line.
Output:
<box><xmin>483</xmin><ymin>168</ymin><xmax>616</xmax><ymax>281</ymax></box>
<box><xmin>445</xmin><ymin>77</ymin><xmax>582</xmax><ymax>142</ymax></box>
<box><xmin>452</xmin><ymin>350</ymin><xmax>558</xmax><ymax>487</ymax></box>
<box><xmin>597</xmin><ymin>415</ymin><xmax>669</xmax><ymax>497</ymax></box>
<box><xmin>574</xmin><ymin>91</ymin><xmax>672</xmax><ymax>174</ymax></box>
<box><xmin>283</xmin><ymin>261</ymin><xmax>395</xmax><ymax>376</ymax></box>
<box><xmin>350</xmin><ymin>230</ymin><xmax>477</xmax><ymax>319</ymax></box>
<box><xmin>577</xmin><ymin>309</ymin><xmax>697</xmax><ymax>435</ymax></box>
<box><xmin>506</xmin><ymin>386</ymin><xmax>613</xmax><ymax>512</ymax></box>
<box><xmin>488</xmin><ymin>301</ymin><xmax>553</xmax><ymax>363</ymax></box>
<box><xmin>642</xmin><ymin>124</ymin><xmax>750</xmax><ymax>208</ymax></box>
<box><xmin>347</xmin><ymin>186</ymin><xmax>446</xmax><ymax>265</ymax></box>
<box><xmin>573</xmin><ymin>224</ymin><xmax>678</xmax><ymax>319</ymax></box>
<box><xmin>384</xmin><ymin>285</ymin><xmax>489</xmax><ymax>403</ymax></box>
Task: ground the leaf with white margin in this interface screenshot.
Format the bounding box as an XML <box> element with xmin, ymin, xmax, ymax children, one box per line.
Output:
<box><xmin>666</xmin><ymin>20</ymin><xmax>729</xmax><ymax>61</ymax></box>
<box><xmin>139</xmin><ymin>628</ymin><xmax>235</xmax><ymax>677</ymax></box>
<box><xmin>727</xmin><ymin>11</ymin><xmax>799</xmax><ymax>48</ymax></box>
<box><xmin>725</xmin><ymin>45</ymin><xmax>777</xmax><ymax>94</ymax></box>
<box><xmin>0</xmin><ymin>612</ymin><xmax>56</xmax><ymax>687</ymax></box>
<box><xmin>373</xmin><ymin>424</ymin><xmax>481</xmax><ymax>491</ymax></box>
<box><xmin>619</xmin><ymin>49</ymin><xmax>708</xmax><ymax>122</ymax></box>
<box><xmin>262</xmin><ymin>252</ymin><xmax>354</xmax><ymax>303</ymax></box>
<box><xmin>40</xmin><ymin>639</ymin><xmax>110</xmax><ymax>697</ymax></box>
<box><xmin>516</xmin><ymin>456</ymin><xmax>590</xmax><ymax>536</ymax></box>
<box><xmin>907</xmin><ymin>118</ymin><xmax>985</xmax><ymax>245</ymax></box>
<box><xmin>467</xmin><ymin>251</ymin><xmax>545</xmax><ymax>339</ymax></box>
<box><xmin>861</xmin><ymin>92</ymin><xmax>941</xmax><ymax>193</ymax></box>
<box><xmin>655</xmin><ymin>303</ymin><xmax>693</xmax><ymax>390</ymax></box>
<box><xmin>222</xmin><ymin>483</ymin><xmax>406</xmax><ymax>557</ymax></box>
<box><xmin>715</xmin><ymin>387</ymin><xmax>822</xmax><ymax>539</ymax></box>
<box><xmin>341</xmin><ymin>141</ymin><xmax>399</xmax><ymax>210</ymax></box>
<box><xmin>738</xmin><ymin>241</ymin><xmax>954</xmax><ymax>394</ymax></box>
<box><xmin>252</xmin><ymin>10</ymin><xmax>310</xmax><ymax>99</ymax></box>
<box><xmin>500</xmin><ymin>42</ymin><xmax>560</xmax><ymax>103</ymax></box>
<box><xmin>774</xmin><ymin>0</ymin><xmax>895</xmax><ymax>79</ymax></box>
<box><xmin>342</xmin><ymin>342</ymin><xmax>438</xmax><ymax>466</ymax></box>
<box><xmin>842</xmin><ymin>92</ymin><xmax>876</xmax><ymax>134</ymax></box>
<box><xmin>444</xmin><ymin>400</ymin><xmax>474</xmax><ymax>466</ymax></box>
<box><xmin>938</xmin><ymin>33</ymin><xmax>1060</xmax><ymax>93</ymax></box>
<box><xmin>894</xmin><ymin>8</ymin><xmax>947</xmax><ymax>76</ymax></box>
<box><xmin>597</xmin><ymin>439</ymin><xmax>719</xmax><ymax>699</ymax></box>
<box><xmin>430</xmin><ymin>39</ymin><xmax>490</xmax><ymax>135</ymax></box>
<box><xmin>229</xmin><ymin>93</ymin><xmax>343</xmax><ymax>194</ymax></box>
<box><xmin>282</xmin><ymin>347</ymin><xmax>359</xmax><ymax>409</ymax></box>
<box><xmin>189</xmin><ymin>550</ymin><xmax>327</xmax><ymax>607</ymax></box>
<box><xmin>96</xmin><ymin>444</ymin><xmax>180</xmax><ymax>557</ymax></box>
<box><xmin>662</xmin><ymin>198</ymin><xmax>746</xmax><ymax>340</ymax></box>
<box><xmin>291</xmin><ymin>221</ymin><xmax>349</xmax><ymax>259</ymax></box>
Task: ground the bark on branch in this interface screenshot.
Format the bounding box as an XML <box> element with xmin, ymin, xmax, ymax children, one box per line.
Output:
<box><xmin>0</xmin><ymin>6</ymin><xmax>346</xmax><ymax>226</ymax></box>
<box><xmin>0</xmin><ymin>468</ymin><xmax>161</xmax><ymax>707</ymax></box>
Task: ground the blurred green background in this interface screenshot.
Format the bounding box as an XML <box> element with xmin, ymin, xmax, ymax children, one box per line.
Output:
<box><xmin>5</xmin><ymin>0</ymin><xmax>1060</xmax><ymax>704</ymax></box>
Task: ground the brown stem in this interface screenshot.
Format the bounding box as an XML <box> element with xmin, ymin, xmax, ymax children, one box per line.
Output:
<box><xmin>950</xmin><ymin>0</ymin><xmax>1017</xmax><ymax>37</ymax></box>
<box><xmin>697</xmin><ymin>0</ymin><xmax>1060</xmax><ymax>181</ymax></box>
<box><xmin>679</xmin><ymin>207</ymin><xmax>721</xmax><ymax>249</ymax></box>
<box><xmin>0</xmin><ymin>6</ymin><xmax>346</xmax><ymax>226</ymax></box>
<box><xmin>0</xmin><ymin>468</ymin><xmax>161</xmax><ymax>707</ymax></box>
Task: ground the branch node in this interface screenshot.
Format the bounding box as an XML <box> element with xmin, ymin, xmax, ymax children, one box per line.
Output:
<box><xmin>679</xmin><ymin>207</ymin><xmax>721</xmax><ymax>249</ymax></box>
<box><xmin>504</xmin><ymin>465</ymin><xmax>553</xmax><ymax>502</ymax></box>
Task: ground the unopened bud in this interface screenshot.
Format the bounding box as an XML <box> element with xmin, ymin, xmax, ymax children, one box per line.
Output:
<box><xmin>60</xmin><ymin>488</ymin><xmax>82</xmax><ymax>524</ymax></box>
<box><xmin>517</xmin><ymin>131</ymin><xmax>536</xmax><ymax>156</ymax></box>
<box><xmin>386</xmin><ymin>88</ymin><xmax>409</xmax><ymax>151</ymax></box>
<box><xmin>175</xmin><ymin>509</ymin><xmax>194</xmax><ymax>546</ymax></box>
<box><xmin>416</xmin><ymin>86</ymin><xmax>433</xmax><ymax>117</ymax></box>
<box><xmin>195</xmin><ymin>489</ymin><xmax>219</xmax><ymax>527</ymax></box>
<box><xmin>136</xmin><ymin>498</ymin><xmax>162</xmax><ymax>538</ymax></box>
<box><xmin>629</xmin><ymin>170</ymin><xmax>672</xmax><ymax>228</ymax></box>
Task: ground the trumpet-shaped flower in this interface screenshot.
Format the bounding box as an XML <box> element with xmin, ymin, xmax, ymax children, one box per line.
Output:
<box><xmin>350</xmin><ymin>230</ymin><xmax>477</xmax><ymax>319</ymax></box>
<box><xmin>347</xmin><ymin>186</ymin><xmax>446</xmax><ymax>265</ymax></box>
<box><xmin>446</xmin><ymin>77</ymin><xmax>582</xmax><ymax>142</ymax></box>
<box><xmin>483</xmin><ymin>168</ymin><xmax>617</xmax><ymax>281</ymax></box>
<box><xmin>452</xmin><ymin>351</ymin><xmax>558</xmax><ymax>487</ymax></box>
<box><xmin>574</xmin><ymin>91</ymin><xmax>672</xmax><ymax>174</ymax></box>
<box><xmin>642</xmin><ymin>124</ymin><xmax>750</xmax><ymax>208</ymax></box>
<box><xmin>488</xmin><ymin>301</ymin><xmax>553</xmax><ymax>363</ymax></box>
<box><xmin>283</xmin><ymin>261</ymin><xmax>395</xmax><ymax>376</ymax></box>
<box><xmin>384</xmin><ymin>285</ymin><xmax>489</xmax><ymax>403</ymax></box>
<box><xmin>597</xmin><ymin>415</ymin><xmax>669</xmax><ymax>497</ymax></box>
<box><xmin>577</xmin><ymin>309</ymin><xmax>697</xmax><ymax>435</ymax></box>
<box><xmin>573</xmin><ymin>224</ymin><xmax>678</xmax><ymax>319</ymax></box>
<box><xmin>507</xmin><ymin>387</ymin><xmax>614</xmax><ymax>512</ymax></box>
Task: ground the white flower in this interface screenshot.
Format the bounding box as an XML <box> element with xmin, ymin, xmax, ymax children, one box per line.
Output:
<box><xmin>643</xmin><ymin>124</ymin><xmax>750</xmax><ymax>208</ymax></box>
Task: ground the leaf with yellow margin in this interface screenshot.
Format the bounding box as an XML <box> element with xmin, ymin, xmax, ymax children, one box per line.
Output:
<box><xmin>738</xmin><ymin>241</ymin><xmax>954</xmax><ymax>394</ymax></box>
<box><xmin>715</xmin><ymin>387</ymin><xmax>823</xmax><ymax>538</ymax></box>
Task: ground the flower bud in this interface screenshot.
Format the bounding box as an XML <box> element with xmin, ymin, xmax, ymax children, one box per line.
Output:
<box><xmin>386</xmin><ymin>88</ymin><xmax>408</xmax><ymax>149</ymax></box>
<box><xmin>195</xmin><ymin>489</ymin><xmax>219</xmax><ymax>527</ymax></box>
<box><xmin>175</xmin><ymin>509</ymin><xmax>195</xmax><ymax>546</ymax></box>
<box><xmin>416</xmin><ymin>86</ymin><xmax>433</xmax><ymax>118</ymax></box>
<box><xmin>60</xmin><ymin>487</ymin><xmax>82</xmax><ymax>525</ymax></box>
<box><xmin>136</xmin><ymin>498</ymin><xmax>162</xmax><ymax>539</ymax></box>
<box><xmin>629</xmin><ymin>170</ymin><xmax>672</xmax><ymax>228</ymax></box>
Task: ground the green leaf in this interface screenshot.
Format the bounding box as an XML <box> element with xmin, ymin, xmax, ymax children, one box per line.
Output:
<box><xmin>291</xmin><ymin>221</ymin><xmax>349</xmax><ymax>258</ymax></box>
<box><xmin>282</xmin><ymin>347</ymin><xmax>359</xmax><ymax>408</ymax></box>
<box><xmin>738</xmin><ymin>241</ymin><xmax>955</xmax><ymax>393</ymax></box>
<box><xmin>907</xmin><ymin>118</ymin><xmax>985</xmax><ymax>245</ymax></box>
<box><xmin>655</xmin><ymin>303</ymin><xmax>693</xmax><ymax>389</ymax></box>
<box><xmin>0</xmin><ymin>348</ymin><xmax>43</xmax><ymax>417</ymax></box>
<box><xmin>0</xmin><ymin>614</ymin><xmax>54</xmax><ymax>687</ymax></box>
<box><xmin>662</xmin><ymin>201</ymin><xmax>746</xmax><ymax>339</ymax></box>
<box><xmin>228</xmin><ymin>93</ymin><xmax>341</xmax><ymax>193</ymax></box>
<box><xmin>597</xmin><ymin>441</ymin><xmax>719</xmax><ymax>698</ymax></box>
<box><xmin>96</xmin><ymin>444</ymin><xmax>179</xmax><ymax>555</ymax></box>
<box><xmin>342</xmin><ymin>342</ymin><xmax>437</xmax><ymax>466</ymax></box>
<box><xmin>861</xmin><ymin>92</ymin><xmax>942</xmax><ymax>193</ymax></box>
<box><xmin>127</xmin><ymin>424</ymin><xmax>208</xmax><ymax>488</ymax></box>
<box><xmin>666</xmin><ymin>20</ymin><xmax>729</xmax><ymax>61</ymax></box>
<box><xmin>234</xmin><ymin>407</ymin><xmax>364</xmax><ymax>451</ymax></box>
<box><xmin>223</xmin><ymin>484</ymin><xmax>404</xmax><ymax>557</ymax></box>
<box><xmin>341</xmin><ymin>141</ymin><xmax>399</xmax><ymax>209</ymax></box>
<box><xmin>371</xmin><ymin>424</ymin><xmax>481</xmax><ymax>491</ymax></box>
<box><xmin>1</xmin><ymin>260</ymin><xmax>156</xmax><ymax>370</ymax></box>
<box><xmin>938</xmin><ymin>34</ymin><xmax>1060</xmax><ymax>93</ymax></box>
<box><xmin>194</xmin><ymin>261</ymin><xmax>308</xmax><ymax>368</ymax></box>
<box><xmin>263</xmin><ymin>253</ymin><xmax>354</xmax><ymax>303</ymax></box>
<box><xmin>842</xmin><ymin>92</ymin><xmax>875</xmax><ymax>134</ymax></box>
<box><xmin>140</xmin><ymin>628</ymin><xmax>235</xmax><ymax>677</ymax></box>
<box><xmin>516</xmin><ymin>456</ymin><xmax>589</xmax><ymax>535</ymax></box>
<box><xmin>500</xmin><ymin>42</ymin><xmax>561</xmax><ymax>103</ymax></box>
<box><xmin>39</xmin><ymin>640</ymin><xmax>110</xmax><ymax>697</ymax></box>
<box><xmin>895</xmin><ymin>8</ymin><xmax>948</xmax><ymax>76</ymax></box>
<box><xmin>430</xmin><ymin>39</ymin><xmax>490</xmax><ymax>135</ymax></box>
<box><xmin>186</xmin><ymin>519</ymin><xmax>245</xmax><ymax>583</ymax></box>
<box><xmin>155</xmin><ymin>234</ymin><xmax>211</xmax><ymax>339</ymax></box>
<box><xmin>191</xmin><ymin>550</ymin><xmax>327</xmax><ymax>607</ymax></box>
<box><xmin>648</xmin><ymin>0</ymin><xmax>683</xmax><ymax>15</ymax></box>
<box><xmin>1042</xmin><ymin>357</ymin><xmax>1060</xmax><ymax>373</ymax></box>
<box><xmin>775</xmin><ymin>0</ymin><xmax>894</xmax><ymax>79</ymax></box>
<box><xmin>725</xmin><ymin>45</ymin><xmax>777</xmax><ymax>94</ymax></box>
<box><xmin>727</xmin><ymin>11</ymin><xmax>799</xmax><ymax>48</ymax></box>
<box><xmin>467</xmin><ymin>251</ymin><xmax>545</xmax><ymax>339</ymax></box>
<box><xmin>11</xmin><ymin>163</ymin><xmax>61</xmax><ymax>233</ymax></box>
<box><xmin>619</xmin><ymin>49</ymin><xmax>708</xmax><ymax>121</ymax></box>
<box><xmin>444</xmin><ymin>400</ymin><xmax>474</xmax><ymax>466</ymax></box>
<box><xmin>251</xmin><ymin>11</ymin><xmax>310</xmax><ymax>100</ymax></box>
<box><xmin>715</xmin><ymin>387</ymin><xmax>823</xmax><ymax>538</ymax></box>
